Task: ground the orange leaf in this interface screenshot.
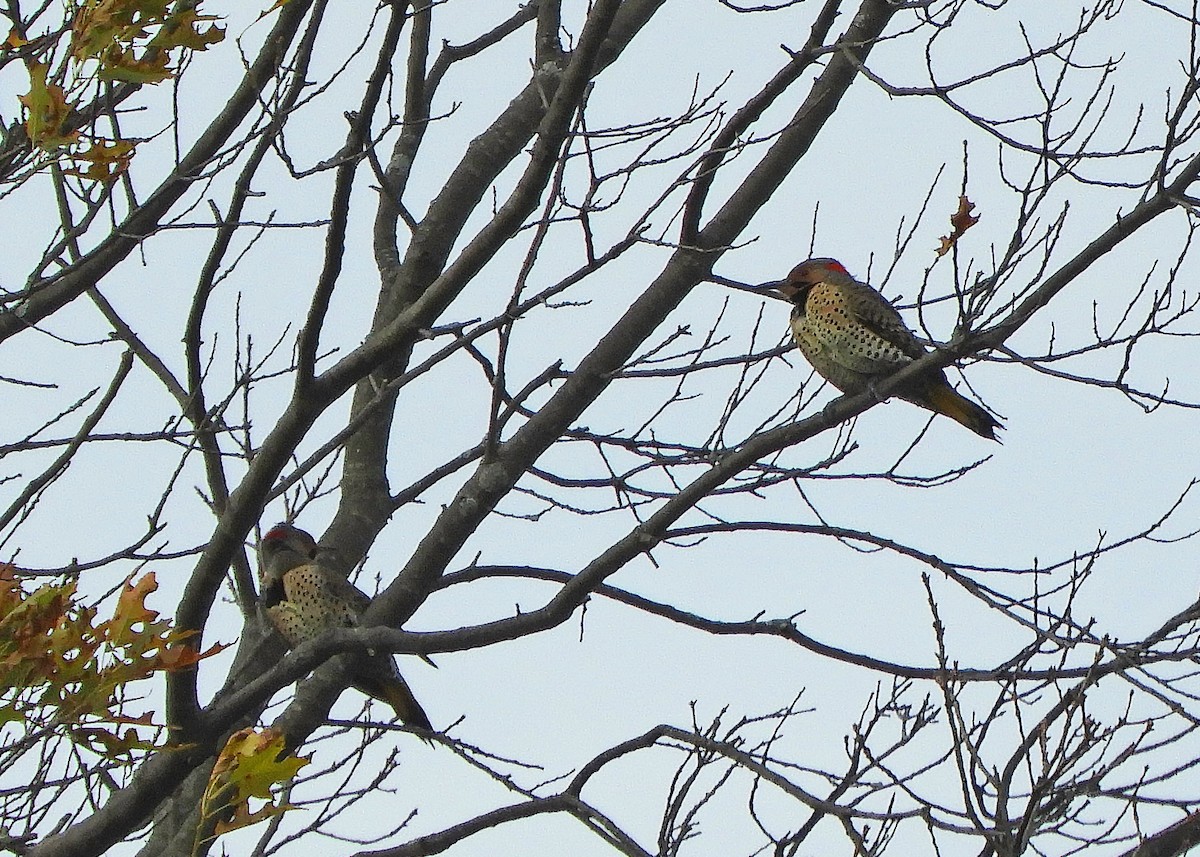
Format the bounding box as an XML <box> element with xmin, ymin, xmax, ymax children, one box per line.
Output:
<box><xmin>936</xmin><ymin>195</ymin><xmax>980</xmax><ymax>257</ymax></box>
<box><xmin>156</xmin><ymin>640</ymin><xmax>228</xmax><ymax>671</ymax></box>
<box><xmin>108</xmin><ymin>573</ymin><xmax>160</xmax><ymax>645</ymax></box>
<box><xmin>0</xmin><ymin>563</ymin><xmax>19</xmax><ymax>602</ymax></box>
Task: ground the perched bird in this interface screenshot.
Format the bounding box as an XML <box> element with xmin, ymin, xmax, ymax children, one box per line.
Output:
<box><xmin>258</xmin><ymin>522</ymin><xmax>432</xmax><ymax>731</ymax></box>
<box><xmin>766</xmin><ymin>258</ymin><xmax>1001</xmax><ymax>440</ymax></box>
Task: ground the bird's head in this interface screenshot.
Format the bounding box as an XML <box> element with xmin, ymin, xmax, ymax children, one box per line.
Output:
<box><xmin>259</xmin><ymin>522</ymin><xmax>319</xmax><ymax>585</ymax></box>
<box><xmin>778</xmin><ymin>258</ymin><xmax>849</xmax><ymax>301</ymax></box>
<box><xmin>755</xmin><ymin>257</ymin><xmax>849</xmax><ymax>304</ymax></box>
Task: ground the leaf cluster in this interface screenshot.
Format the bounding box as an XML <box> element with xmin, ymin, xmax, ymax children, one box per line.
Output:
<box><xmin>0</xmin><ymin>567</ymin><xmax>223</xmax><ymax>759</ymax></box>
<box><xmin>10</xmin><ymin>0</ymin><xmax>225</xmax><ymax>179</ymax></box>
<box><xmin>197</xmin><ymin>727</ymin><xmax>309</xmax><ymax>847</ymax></box>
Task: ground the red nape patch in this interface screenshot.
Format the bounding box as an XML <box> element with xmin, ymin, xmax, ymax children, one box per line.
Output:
<box><xmin>825</xmin><ymin>260</ymin><xmax>848</xmax><ymax>273</ymax></box>
<box><xmin>264</xmin><ymin>524</ymin><xmax>290</xmax><ymax>541</ymax></box>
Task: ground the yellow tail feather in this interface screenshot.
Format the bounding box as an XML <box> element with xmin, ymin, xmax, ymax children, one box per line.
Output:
<box><xmin>379</xmin><ymin>679</ymin><xmax>432</xmax><ymax>731</ymax></box>
<box><xmin>352</xmin><ymin>666</ymin><xmax>433</xmax><ymax>732</ymax></box>
<box><xmin>925</xmin><ymin>385</ymin><xmax>1002</xmax><ymax>441</ymax></box>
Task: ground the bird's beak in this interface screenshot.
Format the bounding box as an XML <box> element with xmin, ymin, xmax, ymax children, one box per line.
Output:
<box><xmin>708</xmin><ymin>274</ymin><xmax>791</xmax><ymax>302</ymax></box>
<box><xmin>748</xmin><ymin>279</ymin><xmax>793</xmax><ymax>303</ymax></box>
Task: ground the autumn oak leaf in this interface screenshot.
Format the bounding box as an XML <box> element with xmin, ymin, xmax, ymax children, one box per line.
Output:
<box><xmin>936</xmin><ymin>195</ymin><xmax>980</xmax><ymax>257</ymax></box>
<box><xmin>20</xmin><ymin>63</ymin><xmax>79</xmax><ymax>150</ymax></box>
<box><xmin>204</xmin><ymin>728</ymin><xmax>310</xmax><ymax>838</ymax></box>
<box><xmin>108</xmin><ymin>573</ymin><xmax>162</xmax><ymax>646</ymax></box>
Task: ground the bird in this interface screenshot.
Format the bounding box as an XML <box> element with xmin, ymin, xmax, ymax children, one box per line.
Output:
<box><xmin>257</xmin><ymin>522</ymin><xmax>432</xmax><ymax>731</ymax></box>
<box><xmin>765</xmin><ymin>258</ymin><xmax>1002</xmax><ymax>440</ymax></box>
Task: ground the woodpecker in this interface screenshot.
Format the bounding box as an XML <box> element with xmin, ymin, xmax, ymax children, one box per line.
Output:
<box><xmin>768</xmin><ymin>258</ymin><xmax>1001</xmax><ymax>440</ymax></box>
<box><xmin>258</xmin><ymin>522</ymin><xmax>432</xmax><ymax>731</ymax></box>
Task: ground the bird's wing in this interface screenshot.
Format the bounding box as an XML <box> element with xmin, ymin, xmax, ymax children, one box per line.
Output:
<box><xmin>844</xmin><ymin>282</ymin><xmax>927</xmax><ymax>360</ymax></box>
<box><xmin>338</xmin><ymin>577</ymin><xmax>372</xmax><ymax>615</ymax></box>
<box><xmin>318</xmin><ymin>570</ymin><xmax>372</xmax><ymax>623</ymax></box>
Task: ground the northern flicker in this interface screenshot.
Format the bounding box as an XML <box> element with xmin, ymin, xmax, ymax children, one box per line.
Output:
<box><xmin>767</xmin><ymin>258</ymin><xmax>1002</xmax><ymax>440</ymax></box>
<box><xmin>258</xmin><ymin>522</ymin><xmax>432</xmax><ymax>731</ymax></box>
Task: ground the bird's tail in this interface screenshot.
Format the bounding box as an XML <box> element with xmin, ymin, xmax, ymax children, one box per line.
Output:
<box><xmin>925</xmin><ymin>385</ymin><xmax>1003</xmax><ymax>441</ymax></box>
<box><xmin>379</xmin><ymin>678</ymin><xmax>433</xmax><ymax>732</ymax></box>
<box><xmin>354</xmin><ymin>665</ymin><xmax>433</xmax><ymax>732</ymax></box>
